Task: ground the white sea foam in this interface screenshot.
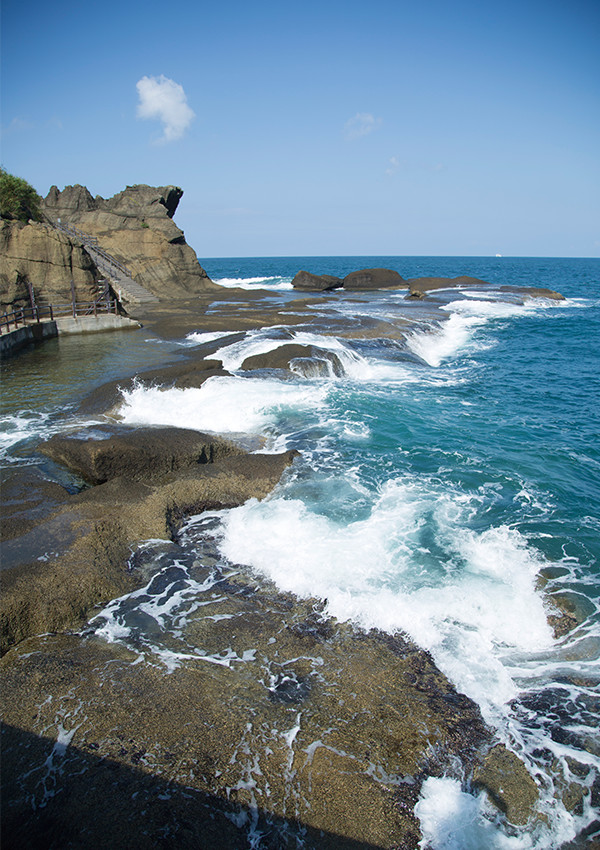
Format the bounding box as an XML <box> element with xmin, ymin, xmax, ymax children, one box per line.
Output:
<box><xmin>0</xmin><ymin>411</ymin><xmax>101</xmax><ymax>464</ymax></box>
<box><xmin>405</xmin><ymin>293</ymin><xmax>564</xmax><ymax>368</ymax></box>
<box><xmin>0</xmin><ymin>412</ymin><xmax>54</xmax><ymax>460</ymax></box>
<box><xmin>218</xmin><ymin>476</ymin><xmax>553</xmax><ymax>721</ymax></box>
<box><xmin>118</xmin><ymin>374</ymin><xmax>330</xmax><ymax>436</ymax></box>
<box><xmin>183</xmin><ymin>330</ymin><xmax>238</xmax><ymax>346</ymax></box>
<box><xmin>211</xmin><ymin>328</ymin><xmax>420</xmax><ymax>384</ymax></box>
<box><xmin>405</xmin><ymin>314</ymin><xmax>486</xmax><ymax>367</ymax></box>
<box><xmin>214</xmin><ymin>275</ymin><xmax>293</xmax><ymax>290</ymax></box>
<box><xmin>415</xmin><ymin>777</ymin><xmax>537</xmax><ymax>849</ymax></box>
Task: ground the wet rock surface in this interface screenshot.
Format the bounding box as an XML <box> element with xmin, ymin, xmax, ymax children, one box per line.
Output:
<box><xmin>1</xmin><ymin>282</ymin><xmax>570</xmax><ymax>847</ymax></box>
<box><xmin>0</xmin><ymin>424</ymin><xmax>298</xmax><ymax>655</ymax></box>
<box><xmin>241</xmin><ymin>342</ymin><xmax>344</xmax><ymax>376</ymax></box>
<box><xmin>39</xmin><ymin>426</ymin><xmax>243</xmax><ymax>485</ymax></box>
<box><xmin>1</xmin><ymin>543</ymin><xmax>493</xmax><ymax>849</ymax></box>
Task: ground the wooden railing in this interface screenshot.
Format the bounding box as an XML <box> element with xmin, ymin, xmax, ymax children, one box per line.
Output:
<box><xmin>1</xmin><ymin>299</ymin><xmax>119</xmax><ymax>333</ymax></box>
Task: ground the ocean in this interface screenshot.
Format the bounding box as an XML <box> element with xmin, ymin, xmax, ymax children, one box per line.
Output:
<box><xmin>1</xmin><ymin>255</ymin><xmax>599</xmax><ymax>848</ymax></box>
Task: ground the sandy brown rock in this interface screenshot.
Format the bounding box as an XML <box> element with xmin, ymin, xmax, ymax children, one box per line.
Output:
<box><xmin>42</xmin><ymin>184</ymin><xmax>218</xmax><ymax>298</ymax></box>
<box><xmin>0</xmin><ymin>435</ymin><xmax>298</xmax><ymax>655</ymax></box>
<box><xmin>0</xmin><ymin>599</ymin><xmax>492</xmax><ymax>849</ymax></box>
<box><xmin>0</xmin><ymin>219</ymin><xmax>100</xmax><ymax>310</ymax></box>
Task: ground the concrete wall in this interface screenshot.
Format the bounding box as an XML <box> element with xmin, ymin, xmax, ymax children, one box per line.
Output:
<box><xmin>1</xmin><ymin>315</ymin><xmax>141</xmax><ymax>357</ymax></box>
<box><xmin>0</xmin><ymin>321</ymin><xmax>58</xmax><ymax>357</ymax></box>
<box><xmin>54</xmin><ymin>315</ymin><xmax>141</xmax><ymax>335</ymax></box>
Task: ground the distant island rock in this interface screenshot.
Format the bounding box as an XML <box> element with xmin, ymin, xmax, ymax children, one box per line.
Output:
<box><xmin>1</xmin><ymin>183</ymin><xmax>218</xmax><ymax>312</ymax></box>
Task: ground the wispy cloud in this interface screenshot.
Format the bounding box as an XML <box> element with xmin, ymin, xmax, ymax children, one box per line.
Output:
<box><xmin>343</xmin><ymin>112</ymin><xmax>382</xmax><ymax>140</ymax></box>
<box><xmin>136</xmin><ymin>75</ymin><xmax>195</xmax><ymax>143</ymax></box>
<box><xmin>386</xmin><ymin>156</ymin><xmax>400</xmax><ymax>175</ymax></box>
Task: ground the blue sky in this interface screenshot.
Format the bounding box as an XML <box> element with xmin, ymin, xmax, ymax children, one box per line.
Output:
<box><xmin>1</xmin><ymin>0</ymin><xmax>598</xmax><ymax>258</ymax></box>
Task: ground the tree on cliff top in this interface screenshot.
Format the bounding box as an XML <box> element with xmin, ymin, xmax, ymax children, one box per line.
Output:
<box><xmin>0</xmin><ymin>167</ymin><xmax>43</xmax><ymax>222</ymax></box>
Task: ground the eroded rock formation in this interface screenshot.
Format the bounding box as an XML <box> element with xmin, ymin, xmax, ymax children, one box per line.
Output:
<box><xmin>42</xmin><ymin>183</ymin><xmax>216</xmax><ymax>297</ymax></box>
<box><xmin>0</xmin><ymin>219</ymin><xmax>100</xmax><ymax>310</ymax></box>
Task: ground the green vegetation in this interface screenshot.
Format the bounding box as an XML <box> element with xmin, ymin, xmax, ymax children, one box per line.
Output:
<box><xmin>0</xmin><ymin>167</ymin><xmax>43</xmax><ymax>222</ymax></box>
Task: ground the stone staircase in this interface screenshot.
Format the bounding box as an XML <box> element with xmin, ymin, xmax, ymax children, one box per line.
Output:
<box><xmin>52</xmin><ymin>221</ymin><xmax>159</xmax><ymax>305</ymax></box>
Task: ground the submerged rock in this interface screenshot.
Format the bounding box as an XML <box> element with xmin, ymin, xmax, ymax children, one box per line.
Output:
<box><xmin>404</xmin><ymin>275</ymin><xmax>491</xmax><ymax>292</ymax></box>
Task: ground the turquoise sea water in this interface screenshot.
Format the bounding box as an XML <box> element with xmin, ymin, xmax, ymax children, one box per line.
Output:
<box><xmin>2</xmin><ymin>256</ymin><xmax>599</xmax><ymax>847</ymax></box>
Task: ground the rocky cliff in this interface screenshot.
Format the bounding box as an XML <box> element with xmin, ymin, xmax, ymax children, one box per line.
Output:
<box><xmin>0</xmin><ymin>220</ymin><xmax>100</xmax><ymax>311</ymax></box>
<box><xmin>0</xmin><ymin>183</ymin><xmax>217</xmax><ymax>311</ymax></box>
<box><xmin>42</xmin><ymin>184</ymin><xmax>216</xmax><ymax>297</ymax></box>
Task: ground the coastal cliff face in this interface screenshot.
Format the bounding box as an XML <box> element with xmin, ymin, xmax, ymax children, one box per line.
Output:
<box><xmin>42</xmin><ymin>183</ymin><xmax>217</xmax><ymax>297</ymax></box>
<box><xmin>0</xmin><ymin>219</ymin><xmax>100</xmax><ymax>311</ymax></box>
<box><xmin>0</xmin><ymin>183</ymin><xmax>217</xmax><ymax>311</ymax></box>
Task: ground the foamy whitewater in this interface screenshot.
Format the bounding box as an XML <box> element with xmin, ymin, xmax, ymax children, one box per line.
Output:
<box><xmin>2</xmin><ymin>256</ymin><xmax>599</xmax><ymax>848</ymax></box>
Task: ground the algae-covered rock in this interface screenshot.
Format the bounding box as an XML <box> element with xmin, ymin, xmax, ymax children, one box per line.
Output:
<box><xmin>39</xmin><ymin>426</ymin><xmax>243</xmax><ymax>485</ymax></box>
<box><xmin>473</xmin><ymin>744</ymin><xmax>539</xmax><ymax>825</ymax></box>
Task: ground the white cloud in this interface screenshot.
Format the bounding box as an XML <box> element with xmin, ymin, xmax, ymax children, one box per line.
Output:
<box><xmin>343</xmin><ymin>112</ymin><xmax>382</xmax><ymax>140</ymax></box>
<box><xmin>386</xmin><ymin>155</ymin><xmax>400</xmax><ymax>175</ymax></box>
<box><xmin>136</xmin><ymin>75</ymin><xmax>195</xmax><ymax>143</ymax></box>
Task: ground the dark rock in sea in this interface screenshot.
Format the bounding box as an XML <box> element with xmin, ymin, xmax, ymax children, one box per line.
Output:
<box><xmin>499</xmin><ymin>285</ymin><xmax>565</xmax><ymax>301</ymax></box>
<box><xmin>39</xmin><ymin>426</ymin><xmax>243</xmax><ymax>486</ymax></box>
<box><xmin>343</xmin><ymin>268</ymin><xmax>407</xmax><ymax>290</ymax></box>
<box><xmin>241</xmin><ymin>342</ymin><xmax>344</xmax><ymax>376</ymax></box>
<box><xmin>291</xmin><ymin>270</ymin><xmax>343</xmax><ymax>291</ymax></box>
<box><xmin>78</xmin><ymin>358</ymin><xmax>230</xmax><ymax>416</ymax></box>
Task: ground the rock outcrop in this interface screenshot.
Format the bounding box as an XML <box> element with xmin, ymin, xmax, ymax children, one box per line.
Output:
<box><xmin>343</xmin><ymin>268</ymin><xmax>407</xmax><ymax>290</ymax></box>
<box><xmin>42</xmin><ymin>183</ymin><xmax>217</xmax><ymax>298</ymax></box>
<box><xmin>241</xmin><ymin>342</ymin><xmax>345</xmax><ymax>376</ymax></box>
<box><xmin>1</xmin><ymin>183</ymin><xmax>218</xmax><ymax>311</ymax></box>
<box><xmin>0</xmin><ymin>219</ymin><xmax>101</xmax><ymax>310</ymax></box>
<box><xmin>1</xmin><ymin>424</ymin><xmax>299</xmax><ymax>655</ymax></box>
<box><xmin>291</xmin><ymin>270</ymin><xmax>343</xmax><ymax>291</ymax></box>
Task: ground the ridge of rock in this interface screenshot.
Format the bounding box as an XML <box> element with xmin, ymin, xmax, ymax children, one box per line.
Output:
<box><xmin>40</xmin><ymin>184</ymin><xmax>217</xmax><ymax>300</ymax></box>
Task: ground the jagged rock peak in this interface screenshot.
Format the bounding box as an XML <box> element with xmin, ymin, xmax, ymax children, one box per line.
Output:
<box><xmin>43</xmin><ymin>184</ymin><xmax>183</xmax><ymax>220</ymax></box>
<box><xmin>44</xmin><ymin>184</ymin><xmax>96</xmax><ymax>216</ymax></box>
<box><xmin>102</xmin><ymin>185</ymin><xmax>183</xmax><ymax>219</ymax></box>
